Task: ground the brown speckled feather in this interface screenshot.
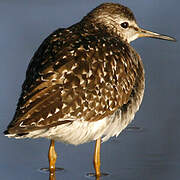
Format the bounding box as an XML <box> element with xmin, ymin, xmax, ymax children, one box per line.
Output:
<box><xmin>7</xmin><ymin>4</ymin><xmax>143</xmax><ymax>135</ymax></box>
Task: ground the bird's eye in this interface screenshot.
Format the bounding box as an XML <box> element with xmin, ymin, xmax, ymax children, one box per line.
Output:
<box><xmin>121</xmin><ymin>22</ymin><xmax>129</xmax><ymax>29</ymax></box>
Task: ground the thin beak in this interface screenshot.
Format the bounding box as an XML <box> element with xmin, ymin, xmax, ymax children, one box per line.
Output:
<box><xmin>138</xmin><ymin>28</ymin><xmax>176</xmax><ymax>42</ymax></box>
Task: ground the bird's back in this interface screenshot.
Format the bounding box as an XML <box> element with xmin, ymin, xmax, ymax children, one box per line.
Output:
<box><xmin>5</xmin><ymin>21</ymin><xmax>144</xmax><ymax>143</ymax></box>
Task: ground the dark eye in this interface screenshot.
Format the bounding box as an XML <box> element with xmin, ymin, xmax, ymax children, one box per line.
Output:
<box><xmin>121</xmin><ymin>22</ymin><xmax>129</xmax><ymax>29</ymax></box>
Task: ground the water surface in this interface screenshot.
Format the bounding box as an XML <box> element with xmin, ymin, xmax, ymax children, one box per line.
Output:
<box><xmin>0</xmin><ymin>0</ymin><xmax>180</xmax><ymax>180</ymax></box>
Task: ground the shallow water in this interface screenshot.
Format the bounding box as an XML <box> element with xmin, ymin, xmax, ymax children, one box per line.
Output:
<box><xmin>0</xmin><ymin>0</ymin><xmax>180</xmax><ymax>180</ymax></box>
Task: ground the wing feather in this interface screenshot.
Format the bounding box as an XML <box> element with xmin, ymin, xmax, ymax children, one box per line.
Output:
<box><xmin>7</xmin><ymin>28</ymin><xmax>140</xmax><ymax>134</ymax></box>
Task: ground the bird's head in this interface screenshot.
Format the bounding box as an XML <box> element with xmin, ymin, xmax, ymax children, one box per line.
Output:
<box><xmin>83</xmin><ymin>3</ymin><xmax>176</xmax><ymax>43</ymax></box>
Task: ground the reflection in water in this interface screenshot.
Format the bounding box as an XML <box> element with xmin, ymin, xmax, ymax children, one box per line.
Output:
<box><xmin>40</xmin><ymin>168</ymin><xmax>64</xmax><ymax>180</ymax></box>
<box><xmin>96</xmin><ymin>176</ymin><xmax>100</xmax><ymax>180</ymax></box>
<box><xmin>86</xmin><ymin>172</ymin><xmax>109</xmax><ymax>180</ymax></box>
<box><xmin>48</xmin><ymin>170</ymin><xmax>107</xmax><ymax>180</ymax></box>
<box><xmin>49</xmin><ymin>172</ymin><xmax>56</xmax><ymax>180</ymax></box>
<box><xmin>48</xmin><ymin>171</ymin><xmax>98</xmax><ymax>180</ymax></box>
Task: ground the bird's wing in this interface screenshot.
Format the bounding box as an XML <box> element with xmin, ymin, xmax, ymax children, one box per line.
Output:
<box><xmin>7</xmin><ymin>30</ymin><xmax>140</xmax><ymax>134</ymax></box>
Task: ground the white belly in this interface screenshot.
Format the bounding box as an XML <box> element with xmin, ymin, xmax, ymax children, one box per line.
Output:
<box><xmin>21</xmin><ymin>100</ymin><xmax>140</xmax><ymax>145</ymax></box>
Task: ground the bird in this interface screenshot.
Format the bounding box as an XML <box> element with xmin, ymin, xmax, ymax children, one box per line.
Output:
<box><xmin>4</xmin><ymin>2</ymin><xmax>175</xmax><ymax>177</ymax></box>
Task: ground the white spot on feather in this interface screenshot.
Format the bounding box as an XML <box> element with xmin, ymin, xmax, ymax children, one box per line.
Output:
<box><xmin>71</xmin><ymin>64</ymin><xmax>78</xmax><ymax>70</ymax></box>
<box><xmin>88</xmin><ymin>69</ymin><xmax>93</xmax><ymax>77</ymax></box>
<box><xmin>62</xmin><ymin>103</ymin><xmax>67</xmax><ymax>109</ymax></box>
<box><xmin>95</xmin><ymin>47</ymin><xmax>99</xmax><ymax>51</ymax></box>
<box><xmin>19</xmin><ymin>122</ymin><xmax>26</xmax><ymax>128</ymax></box>
<box><xmin>47</xmin><ymin>113</ymin><xmax>52</xmax><ymax>118</ymax></box>
<box><xmin>37</xmin><ymin>118</ymin><xmax>44</xmax><ymax>124</ymax></box>
<box><xmin>31</xmin><ymin>122</ymin><xmax>36</xmax><ymax>126</ymax></box>
<box><xmin>55</xmin><ymin>108</ymin><xmax>60</xmax><ymax>114</ymax></box>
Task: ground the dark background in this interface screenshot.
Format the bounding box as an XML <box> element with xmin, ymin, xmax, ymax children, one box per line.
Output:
<box><xmin>0</xmin><ymin>0</ymin><xmax>179</xmax><ymax>180</ymax></box>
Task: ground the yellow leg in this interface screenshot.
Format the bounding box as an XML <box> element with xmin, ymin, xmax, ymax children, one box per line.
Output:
<box><xmin>48</xmin><ymin>140</ymin><xmax>57</xmax><ymax>173</ymax></box>
<box><xmin>93</xmin><ymin>138</ymin><xmax>101</xmax><ymax>177</ymax></box>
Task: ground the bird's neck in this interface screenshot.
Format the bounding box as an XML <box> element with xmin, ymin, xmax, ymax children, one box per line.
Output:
<box><xmin>79</xmin><ymin>18</ymin><xmax>127</xmax><ymax>43</ymax></box>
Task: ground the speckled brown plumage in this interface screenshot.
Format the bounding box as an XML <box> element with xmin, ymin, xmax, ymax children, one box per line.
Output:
<box><xmin>4</xmin><ymin>2</ymin><xmax>175</xmax><ymax>177</ymax></box>
<box><xmin>5</xmin><ymin>3</ymin><xmax>146</xmax><ymax>141</ymax></box>
<box><xmin>7</xmin><ymin>27</ymin><xmax>143</xmax><ymax>134</ymax></box>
